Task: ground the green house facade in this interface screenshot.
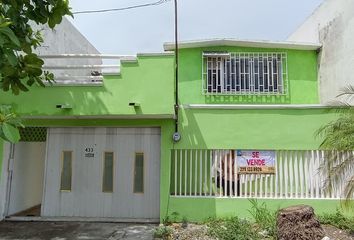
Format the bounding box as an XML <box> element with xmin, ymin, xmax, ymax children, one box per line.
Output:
<box><xmin>0</xmin><ymin>39</ymin><xmax>351</xmax><ymax>222</ymax></box>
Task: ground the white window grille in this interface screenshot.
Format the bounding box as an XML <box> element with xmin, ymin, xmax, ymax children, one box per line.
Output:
<box><xmin>202</xmin><ymin>52</ymin><xmax>288</xmax><ymax>95</ymax></box>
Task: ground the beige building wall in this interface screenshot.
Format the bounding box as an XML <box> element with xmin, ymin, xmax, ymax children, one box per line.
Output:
<box><xmin>288</xmin><ymin>0</ymin><xmax>354</xmax><ymax>104</ymax></box>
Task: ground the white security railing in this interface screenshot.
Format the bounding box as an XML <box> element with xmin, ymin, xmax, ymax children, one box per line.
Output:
<box><xmin>39</xmin><ymin>54</ymin><xmax>137</xmax><ymax>86</ymax></box>
<box><xmin>171</xmin><ymin>149</ymin><xmax>353</xmax><ymax>199</ymax></box>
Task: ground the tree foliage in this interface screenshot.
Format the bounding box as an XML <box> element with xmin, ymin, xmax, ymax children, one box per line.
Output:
<box><xmin>0</xmin><ymin>0</ymin><xmax>72</xmax><ymax>142</ymax></box>
<box><xmin>317</xmin><ymin>86</ymin><xmax>354</xmax><ymax>203</ymax></box>
<box><xmin>0</xmin><ymin>105</ymin><xmax>23</xmax><ymax>143</ymax></box>
<box><xmin>0</xmin><ymin>0</ymin><xmax>72</xmax><ymax>95</ymax></box>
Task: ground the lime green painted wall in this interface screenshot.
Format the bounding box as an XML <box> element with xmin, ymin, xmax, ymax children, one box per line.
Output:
<box><xmin>168</xmin><ymin>197</ymin><xmax>353</xmax><ymax>222</ymax></box>
<box><xmin>0</xmin><ymin>55</ymin><xmax>175</xmax><ymax>116</ymax></box>
<box><xmin>178</xmin><ymin>47</ymin><xmax>319</xmax><ymax>104</ymax></box>
<box><xmin>175</xmin><ymin>108</ymin><xmax>338</xmax><ymax>150</ymax></box>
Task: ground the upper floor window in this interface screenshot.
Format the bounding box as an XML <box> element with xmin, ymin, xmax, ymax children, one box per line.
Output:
<box><xmin>202</xmin><ymin>52</ymin><xmax>288</xmax><ymax>95</ymax></box>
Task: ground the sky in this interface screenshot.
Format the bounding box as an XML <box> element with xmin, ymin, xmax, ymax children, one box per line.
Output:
<box><xmin>68</xmin><ymin>0</ymin><xmax>324</xmax><ymax>54</ymax></box>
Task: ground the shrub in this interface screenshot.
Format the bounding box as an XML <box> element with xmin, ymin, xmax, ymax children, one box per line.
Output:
<box><xmin>206</xmin><ymin>216</ymin><xmax>260</xmax><ymax>240</ymax></box>
<box><xmin>162</xmin><ymin>211</ymin><xmax>180</xmax><ymax>225</ymax></box>
<box><xmin>153</xmin><ymin>226</ymin><xmax>173</xmax><ymax>239</ymax></box>
<box><xmin>318</xmin><ymin>209</ymin><xmax>354</xmax><ymax>234</ymax></box>
<box><xmin>248</xmin><ymin>199</ymin><xmax>277</xmax><ymax>238</ymax></box>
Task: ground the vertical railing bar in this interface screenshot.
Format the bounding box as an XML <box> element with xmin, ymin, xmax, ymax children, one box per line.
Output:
<box><xmin>304</xmin><ymin>151</ymin><xmax>308</xmax><ymax>199</ymax></box>
<box><xmin>331</xmin><ymin>150</ymin><xmax>335</xmax><ymax>199</ymax></box>
<box><xmin>234</xmin><ymin>150</ymin><xmax>237</xmax><ymax>198</ymax></box>
<box><xmin>310</xmin><ymin>150</ymin><xmax>314</xmax><ymax>198</ymax></box>
<box><xmin>339</xmin><ymin>151</ymin><xmax>344</xmax><ymax>199</ymax></box>
<box><xmin>315</xmin><ymin>150</ymin><xmax>320</xmax><ymax>199</ymax></box>
<box><xmin>329</xmin><ymin>150</ymin><xmax>333</xmax><ymax>199</ymax></box>
<box><xmin>250</xmin><ymin>174</ymin><xmax>254</xmax><ymax>198</ymax></box>
<box><xmin>289</xmin><ymin>151</ymin><xmax>294</xmax><ymax>198</ymax></box>
<box><xmin>184</xmin><ymin>149</ymin><xmax>187</xmax><ymax>196</ymax></box>
<box><xmin>265</xmin><ymin>174</ymin><xmax>268</xmax><ymax>198</ymax></box>
<box><xmin>255</xmin><ymin>174</ymin><xmax>263</xmax><ymax>197</ymax></box>
<box><xmin>179</xmin><ymin>149</ymin><xmax>182</xmax><ymax>196</ymax></box>
<box><xmin>195</xmin><ymin>149</ymin><xmax>198</xmax><ymax>196</ymax></box>
<box><xmin>299</xmin><ymin>151</ymin><xmax>304</xmax><ymax>198</ymax></box>
<box><xmin>214</xmin><ymin>150</ymin><xmax>218</xmax><ymax>197</ymax></box>
<box><xmin>174</xmin><ymin>150</ymin><xmax>177</xmax><ymax>196</ymax></box>
<box><xmin>189</xmin><ymin>150</ymin><xmax>192</xmax><ymax>196</ymax></box>
<box><xmin>224</xmin><ymin>150</ymin><xmax>228</xmax><ymax>197</ymax></box>
<box><xmin>210</xmin><ymin>150</ymin><xmax>213</xmax><ymax>196</ymax></box>
<box><xmin>337</xmin><ymin>151</ymin><xmax>342</xmax><ymax>199</ymax></box>
<box><xmin>240</xmin><ymin>173</ymin><xmax>243</xmax><ymax>198</ymax></box>
<box><xmin>244</xmin><ymin>173</ymin><xmax>248</xmax><ymax>197</ymax></box>
<box><xmin>219</xmin><ymin>150</ymin><xmax>222</xmax><ymax>197</ymax></box>
<box><xmin>324</xmin><ymin>150</ymin><xmax>329</xmax><ymax>199</ymax></box>
<box><xmin>269</xmin><ymin>174</ymin><xmax>272</xmax><ymax>199</ymax></box>
<box><xmin>204</xmin><ymin>149</ymin><xmax>207</xmax><ymax>196</ymax></box>
<box><xmin>294</xmin><ymin>151</ymin><xmax>299</xmax><ymax>198</ymax></box>
<box><xmin>200</xmin><ymin>149</ymin><xmax>203</xmax><ymax>196</ymax></box>
<box><xmin>228</xmin><ymin>150</ymin><xmax>232</xmax><ymax>197</ymax></box>
<box><xmin>259</xmin><ymin>174</ymin><xmax>263</xmax><ymax>198</ymax></box>
<box><xmin>284</xmin><ymin>151</ymin><xmax>288</xmax><ymax>198</ymax></box>
<box><xmin>278</xmin><ymin>151</ymin><xmax>282</xmax><ymax>199</ymax></box>
<box><xmin>343</xmin><ymin>151</ymin><xmax>350</xmax><ymax>198</ymax></box>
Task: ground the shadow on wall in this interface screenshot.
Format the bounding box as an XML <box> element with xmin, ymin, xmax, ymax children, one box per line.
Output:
<box><xmin>176</xmin><ymin>107</ymin><xmax>338</xmax><ymax>150</ymax></box>
<box><xmin>176</xmin><ymin>106</ymin><xmax>207</xmax><ymax>149</ymax></box>
<box><xmin>2</xmin><ymin>83</ymin><xmax>112</xmax><ymax>117</ymax></box>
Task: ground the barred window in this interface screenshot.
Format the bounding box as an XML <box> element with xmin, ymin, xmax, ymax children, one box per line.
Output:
<box><xmin>202</xmin><ymin>52</ymin><xmax>288</xmax><ymax>95</ymax></box>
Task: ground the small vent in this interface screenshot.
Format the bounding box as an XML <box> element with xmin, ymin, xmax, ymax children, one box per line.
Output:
<box><xmin>20</xmin><ymin>127</ymin><xmax>47</xmax><ymax>142</ymax></box>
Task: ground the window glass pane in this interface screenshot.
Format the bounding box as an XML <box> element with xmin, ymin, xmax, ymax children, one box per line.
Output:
<box><xmin>103</xmin><ymin>152</ymin><xmax>114</xmax><ymax>192</ymax></box>
<box><xmin>134</xmin><ymin>153</ymin><xmax>144</xmax><ymax>193</ymax></box>
<box><xmin>60</xmin><ymin>151</ymin><xmax>72</xmax><ymax>191</ymax></box>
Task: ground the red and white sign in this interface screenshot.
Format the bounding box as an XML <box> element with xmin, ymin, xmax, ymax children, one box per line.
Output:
<box><xmin>237</xmin><ymin>150</ymin><xmax>276</xmax><ymax>174</ymax></box>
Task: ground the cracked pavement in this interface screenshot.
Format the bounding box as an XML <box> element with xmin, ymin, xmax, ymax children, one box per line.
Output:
<box><xmin>0</xmin><ymin>221</ymin><xmax>157</xmax><ymax>240</ymax></box>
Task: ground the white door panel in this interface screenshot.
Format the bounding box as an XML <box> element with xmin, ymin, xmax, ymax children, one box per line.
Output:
<box><xmin>42</xmin><ymin>127</ymin><xmax>160</xmax><ymax>219</ymax></box>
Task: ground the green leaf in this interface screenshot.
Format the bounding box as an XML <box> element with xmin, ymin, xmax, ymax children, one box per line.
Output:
<box><xmin>0</xmin><ymin>21</ymin><xmax>12</xmax><ymax>28</ymax></box>
<box><xmin>1</xmin><ymin>122</ymin><xmax>20</xmax><ymax>143</ymax></box>
<box><xmin>0</xmin><ymin>35</ymin><xmax>6</xmax><ymax>47</ymax></box>
<box><xmin>4</xmin><ymin>50</ymin><xmax>18</xmax><ymax>66</ymax></box>
<box><xmin>0</xmin><ymin>27</ymin><xmax>21</xmax><ymax>47</ymax></box>
<box><xmin>1</xmin><ymin>65</ymin><xmax>17</xmax><ymax>77</ymax></box>
<box><xmin>24</xmin><ymin>53</ymin><xmax>44</xmax><ymax>66</ymax></box>
<box><xmin>16</xmin><ymin>80</ymin><xmax>29</xmax><ymax>92</ymax></box>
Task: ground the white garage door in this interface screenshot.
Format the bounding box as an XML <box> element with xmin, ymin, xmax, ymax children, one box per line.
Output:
<box><xmin>42</xmin><ymin>127</ymin><xmax>160</xmax><ymax>220</ymax></box>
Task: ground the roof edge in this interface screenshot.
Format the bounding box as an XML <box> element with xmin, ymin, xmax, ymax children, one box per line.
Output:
<box><xmin>163</xmin><ymin>38</ymin><xmax>322</xmax><ymax>51</ymax></box>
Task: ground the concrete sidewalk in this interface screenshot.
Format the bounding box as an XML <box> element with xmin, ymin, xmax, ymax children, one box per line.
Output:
<box><xmin>0</xmin><ymin>221</ymin><xmax>157</xmax><ymax>240</ymax></box>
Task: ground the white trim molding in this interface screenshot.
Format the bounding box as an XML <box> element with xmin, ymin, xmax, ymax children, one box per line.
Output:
<box><xmin>164</xmin><ymin>38</ymin><xmax>321</xmax><ymax>51</ymax></box>
<box><xmin>22</xmin><ymin>114</ymin><xmax>175</xmax><ymax>120</ymax></box>
<box><xmin>183</xmin><ymin>104</ymin><xmax>332</xmax><ymax>110</ymax></box>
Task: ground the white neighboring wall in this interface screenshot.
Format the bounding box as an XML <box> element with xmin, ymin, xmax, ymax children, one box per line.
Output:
<box><xmin>34</xmin><ymin>17</ymin><xmax>102</xmax><ymax>79</ymax></box>
<box><xmin>288</xmin><ymin>0</ymin><xmax>354</xmax><ymax>104</ymax></box>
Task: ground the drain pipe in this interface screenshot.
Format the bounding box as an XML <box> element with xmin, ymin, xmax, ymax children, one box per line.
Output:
<box><xmin>172</xmin><ymin>0</ymin><xmax>181</xmax><ymax>143</ymax></box>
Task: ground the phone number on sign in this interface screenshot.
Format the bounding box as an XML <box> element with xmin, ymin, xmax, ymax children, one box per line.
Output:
<box><xmin>239</xmin><ymin>166</ymin><xmax>275</xmax><ymax>173</ymax></box>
